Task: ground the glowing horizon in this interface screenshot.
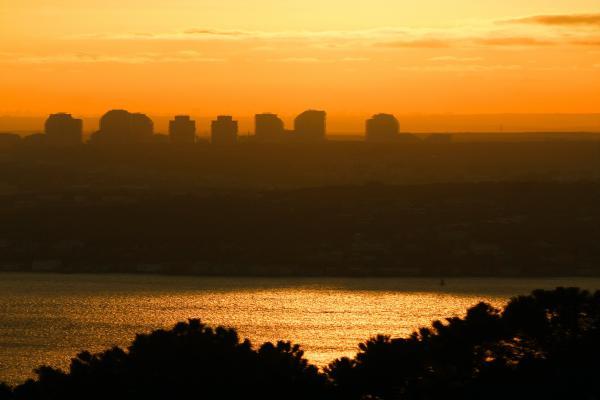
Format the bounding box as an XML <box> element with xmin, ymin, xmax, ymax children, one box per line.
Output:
<box><xmin>1</xmin><ymin>1</ymin><xmax>600</xmax><ymax>120</ymax></box>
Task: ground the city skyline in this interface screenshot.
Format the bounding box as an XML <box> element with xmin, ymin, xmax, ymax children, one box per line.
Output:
<box><xmin>3</xmin><ymin>111</ymin><xmax>600</xmax><ymax>136</ymax></box>
<box><xmin>15</xmin><ymin>109</ymin><xmax>439</xmax><ymax>144</ymax></box>
<box><xmin>1</xmin><ymin>108</ymin><xmax>474</xmax><ymax>145</ymax></box>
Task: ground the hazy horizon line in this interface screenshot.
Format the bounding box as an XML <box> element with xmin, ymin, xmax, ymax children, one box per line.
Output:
<box><xmin>3</xmin><ymin>112</ymin><xmax>600</xmax><ymax>118</ymax></box>
<box><xmin>2</xmin><ymin>112</ymin><xmax>600</xmax><ymax>135</ymax></box>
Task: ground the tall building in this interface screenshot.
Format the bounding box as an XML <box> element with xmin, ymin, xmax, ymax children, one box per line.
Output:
<box><xmin>169</xmin><ymin>115</ymin><xmax>196</xmax><ymax>144</ymax></box>
<box><xmin>130</xmin><ymin>113</ymin><xmax>154</xmax><ymax>139</ymax></box>
<box><xmin>255</xmin><ymin>113</ymin><xmax>285</xmax><ymax>142</ymax></box>
<box><xmin>294</xmin><ymin>110</ymin><xmax>326</xmax><ymax>141</ymax></box>
<box><xmin>365</xmin><ymin>114</ymin><xmax>399</xmax><ymax>142</ymax></box>
<box><xmin>211</xmin><ymin>116</ymin><xmax>238</xmax><ymax>145</ymax></box>
<box><xmin>44</xmin><ymin>113</ymin><xmax>82</xmax><ymax>146</ymax></box>
<box><xmin>91</xmin><ymin>109</ymin><xmax>154</xmax><ymax>144</ymax></box>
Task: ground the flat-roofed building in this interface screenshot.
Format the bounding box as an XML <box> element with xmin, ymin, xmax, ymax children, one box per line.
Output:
<box><xmin>169</xmin><ymin>115</ymin><xmax>196</xmax><ymax>144</ymax></box>
<box><xmin>294</xmin><ymin>110</ymin><xmax>326</xmax><ymax>141</ymax></box>
<box><xmin>366</xmin><ymin>114</ymin><xmax>399</xmax><ymax>142</ymax></box>
<box><xmin>45</xmin><ymin>113</ymin><xmax>83</xmax><ymax>146</ymax></box>
<box><xmin>255</xmin><ymin>113</ymin><xmax>285</xmax><ymax>142</ymax></box>
<box><xmin>211</xmin><ymin>115</ymin><xmax>238</xmax><ymax>145</ymax></box>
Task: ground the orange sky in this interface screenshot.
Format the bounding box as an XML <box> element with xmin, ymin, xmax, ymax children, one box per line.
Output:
<box><xmin>1</xmin><ymin>1</ymin><xmax>600</xmax><ymax>127</ymax></box>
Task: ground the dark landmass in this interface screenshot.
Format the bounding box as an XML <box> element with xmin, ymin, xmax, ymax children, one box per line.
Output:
<box><xmin>0</xmin><ymin>142</ymin><xmax>599</xmax><ymax>277</ymax></box>
<box><xmin>1</xmin><ymin>180</ymin><xmax>599</xmax><ymax>277</ymax></box>
<box><xmin>1</xmin><ymin>141</ymin><xmax>599</xmax><ymax>190</ymax></box>
<box><xmin>2</xmin><ymin>287</ymin><xmax>599</xmax><ymax>400</ymax></box>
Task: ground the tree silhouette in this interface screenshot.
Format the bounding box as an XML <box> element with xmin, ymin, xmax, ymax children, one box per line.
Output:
<box><xmin>3</xmin><ymin>288</ymin><xmax>600</xmax><ymax>399</ymax></box>
<box><xmin>0</xmin><ymin>383</ymin><xmax>12</xmax><ymax>400</ymax></box>
<box><xmin>9</xmin><ymin>319</ymin><xmax>328</xmax><ymax>400</ymax></box>
<box><xmin>327</xmin><ymin>287</ymin><xmax>600</xmax><ymax>400</ymax></box>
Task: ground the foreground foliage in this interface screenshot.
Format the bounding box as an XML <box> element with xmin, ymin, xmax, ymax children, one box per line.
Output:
<box><xmin>3</xmin><ymin>320</ymin><xmax>327</xmax><ymax>400</ymax></box>
<box><xmin>328</xmin><ymin>287</ymin><xmax>600</xmax><ymax>399</ymax></box>
<box><xmin>3</xmin><ymin>287</ymin><xmax>600</xmax><ymax>399</ymax></box>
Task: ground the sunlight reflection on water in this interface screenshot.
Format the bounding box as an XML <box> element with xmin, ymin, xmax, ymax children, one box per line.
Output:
<box><xmin>1</xmin><ymin>273</ymin><xmax>600</xmax><ymax>384</ymax></box>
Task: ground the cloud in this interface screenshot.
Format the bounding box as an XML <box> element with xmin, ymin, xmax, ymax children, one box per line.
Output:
<box><xmin>43</xmin><ymin>17</ymin><xmax>600</xmax><ymax>56</ymax></box>
<box><xmin>475</xmin><ymin>37</ymin><xmax>555</xmax><ymax>46</ymax></box>
<box><xmin>250</xmin><ymin>45</ymin><xmax>279</xmax><ymax>52</ymax></box>
<box><xmin>0</xmin><ymin>51</ymin><xmax>225</xmax><ymax>64</ymax></box>
<box><xmin>376</xmin><ymin>39</ymin><xmax>451</xmax><ymax>48</ymax></box>
<box><xmin>569</xmin><ymin>39</ymin><xmax>600</xmax><ymax>46</ymax></box>
<box><xmin>341</xmin><ymin>57</ymin><xmax>370</xmax><ymax>62</ymax></box>
<box><xmin>505</xmin><ymin>13</ymin><xmax>600</xmax><ymax>27</ymax></box>
<box><xmin>269</xmin><ymin>57</ymin><xmax>325</xmax><ymax>63</ymax></box>
<box><xmin>77</xmin><ymin>27</ymin><xmax>593</xmax><ymax>50</ymax></box>
<box><xmin>377</xmin><ymin>36</ymin><xmax>559</xmax><ymax>49</ymax></box>
<box><xmin>92</xmin><ymin>27</ymin><xmax>412</xmax><ymax>42</ymax></box>
<box><xmin>183</xmin><ymin>28</ymin><xmax>247</xmax><ymax>36</ymax></box>
<box><xmin>397</xmin><ymin>64</ymin><xmax>522</xmax><ymax>72</ymax></box>
<box><xmin>429</xmin><ymin>56</ymin><xmax>483</xmax><ymax>62</ymax></box>
<box><xmin>11</xmin><ymin>54</ymin><xmax>152</xmax><ymax>64</ymax></box>
<box><xmin>268</xmin><ymin>57</ymin><xmax>371</xmax><ymax>63</ymax></box>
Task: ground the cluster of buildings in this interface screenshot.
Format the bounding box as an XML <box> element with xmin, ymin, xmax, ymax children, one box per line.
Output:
<box><xmin>24</xmin><ymin>110</ymin><xmax>451</xmax><ymax>146</ymax></box>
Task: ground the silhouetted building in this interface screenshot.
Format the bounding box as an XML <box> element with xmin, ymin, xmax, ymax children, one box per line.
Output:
<box><xmin>22</xmin><ymin>133</ymin><xmax>46</xmax><ymax>146</ymax></box>
<box><xmin>0</xmin><ymin>133</ymin><xmax>21</xmax><ymax>148</ymax></box>
<box><xmin>366</xmin><ymin>114</ymin><xmax>399</xmax><ymax>142</ymax></box>
<box><xmin>169</xmin><ymin>115</ymin><xmax>196</xmax><ymax>144</ymax></box>
<box><xmin>44</xmin><ymin>113</ymin><xmax>82</xmax><ymax>146</ymax></box>
<box><xmin>211</xmin><ymin>116</ymin><xmax>238</xmax><ymax>145</ymax></box>
<box><xmin>255</xmin><ymin>113</ymin><xmax>285</xmax><ymax>142</ymax></box>
<box><xmin>130</xmin><ymin>113</ymin><xmax>153</xmax><ymax>138</ymax></box>
<box><xmin>91</xmin><ymin>109</ymin><xmax>154</xmax><ymax>145</ymax></box>
<box><xmin>97</xmin><ymin>109</ymin><xmax>130</xmax><ymax>142</ymax></box>
<box><xmin>294</xmin><ymin>110</ymin><xmax>326</xmax><ymax>141</ymax></box>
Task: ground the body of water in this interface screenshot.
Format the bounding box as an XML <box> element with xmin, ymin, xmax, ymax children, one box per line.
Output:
<box><xmin>1</xmin><ymin>273</ymin><xmax>599</xmax><ymax>384</ymax></box>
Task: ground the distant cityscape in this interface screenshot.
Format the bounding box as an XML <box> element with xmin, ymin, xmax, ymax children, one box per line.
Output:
<box><xmin>0</xmin><ymin>110</ymin><xmax>453</xmax><ymax>146</ymax></box>
<box><xmin>0</xmin><ymin>109</ymin><xmax>598</xmax><ymax>278</ymax></box>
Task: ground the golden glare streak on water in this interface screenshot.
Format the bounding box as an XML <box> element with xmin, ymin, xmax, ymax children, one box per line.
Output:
<box><xmin>1</xmin><ymin>273</ymin><xmax>600</xmax><ymax>384</ymax></box>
